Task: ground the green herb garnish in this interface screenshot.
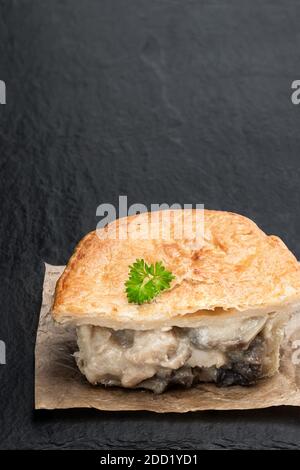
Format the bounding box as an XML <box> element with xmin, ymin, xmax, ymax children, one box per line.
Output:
<box><xmin>125</xmin><ymin>259</ymin><xmax>175</xmax><ymax>305</ymax></box>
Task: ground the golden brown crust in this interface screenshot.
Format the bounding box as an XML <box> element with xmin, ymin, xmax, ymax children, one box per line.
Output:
<box><xmin>52</xmin><ymin>210</ymin><xmax>300</xmax><ymax>327</ymax></box>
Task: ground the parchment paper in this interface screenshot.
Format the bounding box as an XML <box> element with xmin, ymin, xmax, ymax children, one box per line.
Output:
<box><xmin>35</xmin><ymin>264</ymin><xmax>300</xmax><ymax>412</ymax></box>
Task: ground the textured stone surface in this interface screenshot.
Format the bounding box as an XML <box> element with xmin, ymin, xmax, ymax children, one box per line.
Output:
<box><xmin>1</xmin><ymin>0</ymin><xmax>300</xmax><ymax>450</ymax></box>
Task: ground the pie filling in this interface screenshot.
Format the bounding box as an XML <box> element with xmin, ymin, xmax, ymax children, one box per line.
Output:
<box><xmin>75</xmin><ymin>314</ymin><xmax>283</xmax><ymax>393</ymax></box>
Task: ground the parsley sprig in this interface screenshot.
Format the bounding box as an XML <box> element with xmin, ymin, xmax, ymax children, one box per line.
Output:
<box><xmin>125</xmin><ymin>259</ymin><xmax>175</xmax><ymax>304</ymax></box>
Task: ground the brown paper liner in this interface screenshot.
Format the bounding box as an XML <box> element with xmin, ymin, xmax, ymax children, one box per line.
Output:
<box><xmin>35</xmin><ymin>264</ymin><xmax>300</xmax><ymax>412</ymax></box>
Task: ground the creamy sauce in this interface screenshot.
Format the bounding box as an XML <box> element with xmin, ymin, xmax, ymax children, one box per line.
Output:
<box><xmin>75</xmin><ymin>316</ymin><xmax>267</xmax><ymax>390</ymax></box>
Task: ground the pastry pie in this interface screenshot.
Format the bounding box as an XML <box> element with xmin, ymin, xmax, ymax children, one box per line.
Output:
<box><xmin>52</xmin><ymin>210</ymin><xmax>300</xmax><ymax>393</ymax></box>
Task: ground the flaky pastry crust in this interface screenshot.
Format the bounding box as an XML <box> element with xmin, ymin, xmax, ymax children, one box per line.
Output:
<box><xmin>52</xmin><ymin>210</ymin><xmax>300</xmax><ymax>328</ymax></box>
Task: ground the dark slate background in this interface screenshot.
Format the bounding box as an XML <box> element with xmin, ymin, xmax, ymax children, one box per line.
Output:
<box><xmin>0</xmin><ymin>0</ymin><xmax>300</xmax><ymax>450</ymax></box>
